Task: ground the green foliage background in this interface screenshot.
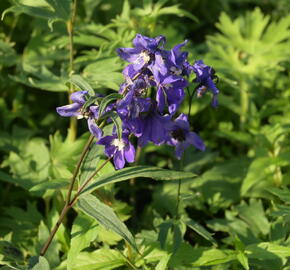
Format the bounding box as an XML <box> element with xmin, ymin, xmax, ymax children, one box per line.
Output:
<box><xmin>1</xmin><ymin>0</ymin><xmax>290</xmax><ymax>269</ymax></box>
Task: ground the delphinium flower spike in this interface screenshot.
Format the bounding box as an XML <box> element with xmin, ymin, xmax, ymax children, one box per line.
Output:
<box><xmin>56</xmin><ymin>33</ymin><xmax>220</xmax><ymax>169</ymax></box>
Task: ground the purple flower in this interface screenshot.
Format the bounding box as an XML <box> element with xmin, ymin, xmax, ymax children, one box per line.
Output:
<box><xmin>97</xmin><ymin>132</ymin><xmax>135</xmax><ymax>170</ymax></box>
<box><xmin>191</xmin><ymin>60</ymin><xmax>219</xmax><ymax>107</ymax></box>
<box><xmin>117</xmin><ymin>79</ymin><xmax>152</xmax><ymax>136</ymax></box>
<box><xmin>56</xmin><ymin>91</ymin><xmax>103</xmax><ymax>139</ymax></box>
<box><xmin>137</xmin><ymin>106</ymin><xmax>172</xmax><ymax>147</ymax></box>
<box><xmin>117</xmin><ymin>34</ymin><xmax>166</xmax><ymax>72</ymax></box>
<box><xmin>167</xmin><ymin>113</ymin><xmax>205</xmax><ymax>159</ymax></box>
<box><xmin>152</xmin><ymin>69</ymin><xmax>188</xmax><ymax>114</ymax></box>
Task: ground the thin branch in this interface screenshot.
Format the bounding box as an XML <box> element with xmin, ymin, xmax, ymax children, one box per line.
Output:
<box><xmin>66</xmin><ymin>134</ymin><xmax>94</xmax><ymax>204</ymax></box>
<box><xmin>40</xmin><ymin>157</ymin><xmax>112</xmax><ymax>256</ymax></box>
<box><xmin>70</xmin><ymin>157</ymin><xmax>112</xmax><ymax>205</ymax></box>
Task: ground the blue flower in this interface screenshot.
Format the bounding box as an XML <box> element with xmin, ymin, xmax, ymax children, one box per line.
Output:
<box><xmin>152</xmin><ymin>69</ymin><xmax>188</xmax><ymax>114</ymax></box>
<box><xmin>97</xmin><ymin>132</ymin><xmax>135</xmax><ymax>170</ymax></box>
<box><xmin>167</xmin><ymin>113</ymin><xmax>205</xmax><ymax>159</ymax></box>
<box><xmin>56</xmin><ymin>91</ymin><xmax>103</xmax><ymax>139</ymax></box>
<box><xmin>137</xmin><ymin>105</ymin><xmax>172</xmax><ymax>146</ymax></box>
<box><xmin>191</xmin><ymin>60</ymin><xmax>219</xmax><ymax>107</ymax></box>
<box><xmin>117</xmin><ymin>34</ymin><xmax>166</xmax><ymax>72</ymax></box>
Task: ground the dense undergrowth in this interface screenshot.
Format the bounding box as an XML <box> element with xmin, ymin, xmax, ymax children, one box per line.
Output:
<box><xmin>1</xmin><ymin>0</ymin><xmax>290</xmax><ymax>269</ymax></box>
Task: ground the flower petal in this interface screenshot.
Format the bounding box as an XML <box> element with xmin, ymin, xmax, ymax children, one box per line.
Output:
<box><xmin>56</xmin><ymin>103</ymin><xmax>82</xmax><ymax>117</ymax></box>
<box><xmin>87</xmin><ymin>117</ymin><xmax>103</xmax><ymax>140</ymax></box>
<box><xmin>187</xmin><ymin>132</ymin><xmax>205</xmax><ymax>151</ymax></box>
<box><xmin>70</xmin><ymin>91</ymin><xmax>87</xmax><ymax>104</ymax></box>
<box><xmin>113</xmin><ymin>150</ymin><xmax>125</xmax><ymax>170</ymax></box>
<box><xmin>156</xmin><ymin>87</ymin><xmax>166</xmax><ymax>113</ymax></box>
<box><xmin>124</xmin><ymin>142</ymin><xmax>135</xmax><ymax>163</ymax></box>
<box><xmin>116</xmin><ymin>48</ymin><xmax>141</xmax><ymax>63</ymax></box>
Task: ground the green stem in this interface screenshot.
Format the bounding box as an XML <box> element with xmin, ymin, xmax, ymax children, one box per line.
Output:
<box><xmin>67</xmin><ymin>0</ymin><xmax>78</xmax><ymax>141</ymax></box>
<box><xmin>175</xmin><ymin>159</ymin><xmax>184</xmax><ymax>219</ymax></box>
<box><xmin>240</xmin><ymin>81</ymin><xmax>249</xmax><ymax>130</ymax></box>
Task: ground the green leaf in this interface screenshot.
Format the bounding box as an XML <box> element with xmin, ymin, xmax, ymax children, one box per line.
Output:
<box><xmin>241</xmin><ymin>156</ymin><xmax>274</xmax><ymax>196</ymax></box>
<box><xmin>28</xmin><ymin>256</ymin><xmax>50</xmax><ymax>270</ymax></box>
<box><xmin>82</xmin><ymin>166</ymin><xmax>196</xmax><ymax>195</ymax></box>
<box><xmin>237</xmin><ymin>252</ymin><xmax>249</xmax><ymax>270</ymax></box>
<box><xmin>44</xmin><ymin>0</ymin><xmax>71</xmax><ymax>21</ymax></box>
<box><xmin>79</xmin><ymin>143</ymin><xmax>102</xmax><ymax>185</ymax></box>
<box><xmin>64</xmin><ymin>248</ymin><xmax>126</xmax><ymax>270</ymax></box>
<box><xmin>67</xmin><ymin>213</ymin><xmax>99</xmax><ymax>270</ymax></box>
<box><xmin>98</xmin><ymin>93</ymin><xmax>122</xmax><ymax>118</ymax></box>
<box><xmin>49</xmin><ymin>131</ymin><xmax>88</xmax><ymax>179</ymax></box>
<box><xmin>246</xmin><ymin>242</ymin><xmax>290</xmax><ymax>259</ymax></box>
<box><xmin>184</xmin><ymin>219</ymin><xmax>217</xmax><ymax>245</ymax></box>
<box><xmin>10</xmin><ymin>66</ymin><xmax>67</xmax><ymax>92</ymax></box>
<box><xmin>103</xmin><ymin>111</ymin><xmax>122</xmax><ymax>140</ymax></box>
<box><xmin>266</xmin><ymin>187</ymin><xmax>290</xmax><ymax>204</ymax></box>
<box><xmin>0</xmin><ymin>40</ymin><xmax>18</xmax><ymax>67</ymax></box>
<box><xmin>83</xmin><ymin>57</ymin><xmax>124</xmax><ymax>91</ymax></box>
<box><xmin>29</xmin><ymin>179</ymin><xmax>68</xmax><ymax>193</ymax></box>
<box><xmin>69</xmin><ymin>75</ymin><xmax>95</xmax><ymax>96</ymax></box>
<box><xmin>2</xmin><ymin>138</ymin><xmax>50</xmax><ymax>191</ymax></box>
<box><xmin>158</xmin><ymin>221</ymin><xmax>172</xmax><ymax>249</ymax></box>
<box><xmin>2</xmin><ymin>1</ymin><xmax>55</xmax><ymax>21</ymax></box>
<box><xmin>172</xmin><ymin>223</ymin><xmax>182</xmax><ymax>254</ymax></box>
<box><xmin>169</xmin><ymin>244</ymin><xmax>236</xmax><ymax>267</ymax></box>
<box><xmin>77</xmin><ymin>194</ymin><xmax>138</xmax><ymax>252</ymax></box>
<box><xmin>235</xmin><ymin>199</ymin><xmax>270</xmax><ymax>236</ymax></box>
<box><xmin>0</xmin><ymin>241</ymin><xmax>23</xmax><ymax>263</ymax></box>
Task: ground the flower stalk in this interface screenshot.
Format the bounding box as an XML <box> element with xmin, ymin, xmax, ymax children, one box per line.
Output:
<box><xmin>40</xmin><ymin>134</ymin><xmax>111</xmax><ymax>256</ymax></box>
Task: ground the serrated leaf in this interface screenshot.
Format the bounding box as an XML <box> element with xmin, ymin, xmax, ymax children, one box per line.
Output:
<box><xmin>184</xmin><ymin>219</ymin><xmax>217</xmax><ymax>245</ymax></box>
<box><xmin>81</xmin><ymin>166</ymin><xmax>196</xmax><ymax>195</ymax></box>
<box><xmin>98</xmin><ymin>93</ymin><xmax>122</xmax><ymax>118</ymax></box>
<box><xmin>77</xmin><ymin>194</ymin><xmax>137</xmax><ymax>251</ymax></box>
<box><xmin>69</xmin><ymin>75</ymin><xmax>95</xmax><ymax>96</ymax></box>
<box><xmin>28</xmin><ymin>256</ymin><xmax>50</xmax><ymax>270</ymax></box>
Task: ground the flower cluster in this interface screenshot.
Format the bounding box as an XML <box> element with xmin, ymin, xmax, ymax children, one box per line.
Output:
<box><xmin>56</xmin><ymin>34</ymin><xmax>219</xmax><ymax>169</ymax></box>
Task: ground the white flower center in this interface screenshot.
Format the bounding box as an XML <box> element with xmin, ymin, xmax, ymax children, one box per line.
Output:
<box><xmin>170</xmin><ymin>66</ymin><xmax>182</xmax><ymax>76</ymax></box>
<box><xmin>112</xmin><ymin>138</ymin><xmax>126</xmax><ymax>151</ymax></box>
<box><xmin>134</xmin><ymin>51</ymin><xmax>150</xmax><ymax>65</ymax></box>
